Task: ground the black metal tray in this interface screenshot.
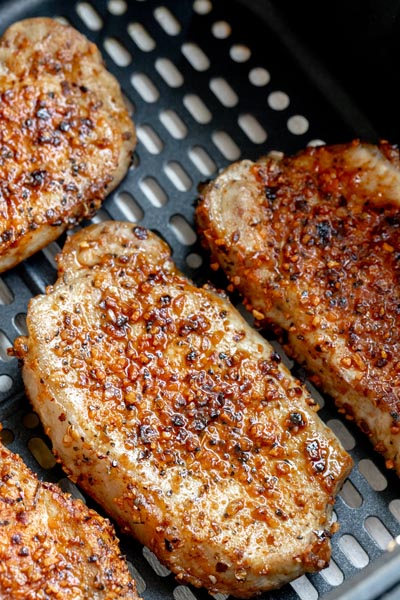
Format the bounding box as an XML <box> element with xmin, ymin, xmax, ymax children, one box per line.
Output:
<box><xmin>1</xmin><ymin>1</ymin><xmax>399</xmax><ymax>599</ymax></box>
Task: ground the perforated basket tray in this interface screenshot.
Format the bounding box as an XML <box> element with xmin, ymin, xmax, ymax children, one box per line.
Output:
<box><xmin>1</xmin><ymin>1</ymin><xmax>400</xmax><ymax>599</ymax></box>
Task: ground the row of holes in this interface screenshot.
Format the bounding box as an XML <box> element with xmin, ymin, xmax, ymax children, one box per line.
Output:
<box><xmin>77</xmin><ymin>4</ymin><xmax>251</xmax><ymax>66</ymax></box>
<box><xmin>77</xmin><ymin>3</ymin><xmax>182</xmax><ymax>36</ymax></box>
<box><xmin>78</xmin><ymin>0</ymin><xmax>255</xmax><ymax>79</ymax></box>
<box><xmin>77</xmin><ymin>1</ymin><xmax>248</xmax><ymax>60</ymax></box>
<box><xmin>81</xmin><ymin>0</ymin><xmax>216</xmax><ymax>19</ymax></box>
<box><xmin>138</xmin><ymin>117</ymin><xmax>247</xmax><ymax>159</ymax></box>
<box><xmin>137</xmin><ymin>113</ymin><xmax>270</xmax><ymax>155</ymax></box>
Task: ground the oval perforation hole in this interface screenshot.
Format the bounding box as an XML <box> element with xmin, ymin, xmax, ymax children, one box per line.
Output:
<box><xmin>0</xmin><ymin>374</ymin><xmax>12</xmax><ymax>393</ymax></box>
<box><xmin>339</xmin><ymin>534</ymin><xmax>369</xmax><ymax>568</ymax></box>
<box><xmin>249</xmin><ymin>67</ymin><xmax>271</xmax><ymax>86</ymax></box>
<box><xmin>287</xmin><ymin>114</ymin><xmax>310</xmax><ymax>135</ymax></box>
<box><xmin>76</xmin><ymin>2</ymin><xmax>103</xmax><ymax>30</ymax></box>
<box><xmin>238</xmin><ymin>114</ymin><xmax>267</xmax><ymax>144</ymax></box>
<box><xmin>114</xmin><ymin>191</ymin><xmax>144</xmax><ymax>222</ymax></box>
<box><xmin>128</xmin><ymin>22</ymin><xmax>156</xmax><ymax>51</ymax></box>
<box><xmin>159</xmin><ymin>110</ymin><xmax>187</xmax><ymax>139</ymax></box>
<box><xmin>173</xmin><ymin>586</ymin><xmax>197</xmax><ymax>600</ymax></box>
<box><xmin>389</xmin><ymin>499</ymin><xmax>400</xmax><ymax>523</ymax></box>
<box><xmin>0</xmin><ymin>278</ymin><xmax>13</xmax><ymax>305</ymax></box>
<box><xmin>142</xmin><ymin>546</ymin><xmax>171</xmax><ymax>576</ymax></box>
<box><xmin>130</xmin><ymin>152</ymin><xmax>140</xmax><ymax>171</ymax></box>
<box><xmin>230</xmin><ymin>44</ymin><xmax>251</xmax><ymax>62</ymax></box>
<box><xmin>188</xmin><ymin>145</ymin><xmax>216</xmax><ymax>176</ymax></box>
<box><xmin>122</xmin><ymin>93</ymin><xmax>135</xmax><ymax>117</ymax></box>
<box><xmin>23</xmin><ymin>412</ymin><xmax>40</xmax><ymax>429</ymax></box>
<box><xmin>41</xmin><ymin>241</ymin><xmax>61</xmax><ymax>270</ymax></box>
<box><xmin>164</xmin><ymin>162</ymin><xmax>192</xmax><ymax>191</ymax></box>
<box><xmin>365</xmin><ymin>516</ymin><xmax>393</xmax><ymax>550</ymax></box>
<box><xmin>193</xmin><ymin>0</ymin><xmax>212</xmax><ymax>15</ymax></box>
<box><xmin>131</xmin><ymin>73</ymin><xmax>160</xmax><ymax>103</ymax></box>
<box><xmin>139</xmin><ymin>177</ymin><xmax>167</xmax><ymax>207</ymax></box>
<box><xmin>155</xmin><ymin>58</ymin><xmax>184</xmax><ymax>87</ymax></box>
<box><xmin>320</xmin><ymin>558</ymin><xmax>344</xmax><ymax>586</ymax></box>
<box><xmin>290</xmin><ymin>575</ymin><xmax>318</xmax><ymax>600</ymax></box>
<box><xmin>108</xmin><ymin>0</ymin><xmax>127</xmax><ymax>15</ymax></box>
<box><xmin>0</xmin><ymin>427</ymin><xmax>14</xmax><ymax>445</ymax></box>
<box><xmin>0</xmin><ymin>331</ymin><xmax>13</xmax><ymax>362</ymax></box>
<box><xmin>28</xmin><ymin>437</ymin><xmax>57</xmax><ymax>470</ymax></box>
<box><xmin>186</xmin><ymin>253</ymin><xmax>203</xmax><ymax>269</ymax></box>
<box><xmin>103</xmin><ymin>37</ymin><xmax>132</xmax><ymax>67</ymax></box>
<box><xmin>339</xmin><ymin>480</ymin><xmax>363</xmax><ymax>508</ymax></box>
<box><xmin>268</xmin><ymin>90</ymin><xmax>290</xmax><ymax>110</ymax></box>
<box><xmin>358</xmin><ymin>459</ymin><xmax>387</xmax><ymax>491</ymax></box>
<box><xmin>137</xmin><ymin>124</ymin><xmax>163</xmax><ymax>154</ymax></box>
<box><xmin>308</xmin><ymin>138</ymin><xmax>326</xmax><ymax>147</ymax></box>
<box><xmin>212</xmin><ymin>20</ymin><xmax>231</xmax><ymax>39</ymax></box>
<box><xmin>128</xmin><ymin>562</ymin><xmax>147</xmax><ymax>595</ymax></box>
<box><xmin>89</xmin><ymin>208</ymin><xmax>111</xmax><ymax>224</ymax></box>
<box><xmin>169</xmin><ymin>215</ymin><xmax>197</xmax><ymax>245</ymax></box>
<box><xmin>181</xmin><ymin>42</ymin><xmax>210</xmax><ymax>71</ymax></box>
<box><xmin>183</xmin><ymin>94</ymin><xmax>212</xmax><ymax>124</ymax></box>
<box><xmin>327</xmin><ymin>419</ymin><xmax>356</xmax><ymax>450</ymax></box>
<box><xmin>267</xmin><ymin>149</ymin><xmax>285</xmax><ymax>160</ymax></box>
<box><xmin>304</xmin><ymin>380</ymin><xmax>325</xmax><ymax>408</ymax></box>
<box><xmin>54</xmin><ymin>16</ymin><xmax>69</xmax><ymax>25</ymax></box>
<box><xmin>153</xmin><ymin>6</ymin><xmax>181</xmax><ymax>36</ymax></box>
<box><xmin>209</xmin><ymin>77</ymin><xmax>238</xmax><ymax>107</ymax></box>
<box><xmin>212</xmin><ymin>130</ymin><xmax>240</xmax><ymax>161</ymax></box>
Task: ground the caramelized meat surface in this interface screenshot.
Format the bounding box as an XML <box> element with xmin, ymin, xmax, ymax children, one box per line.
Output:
<box><xmin>0</xmin><ymin>437</ymin><xmax>140</xmax><ymax>599</ymax></box>
<box><xmin>196</xmin><ymin>140</ymin><xmax>400</xmax><ymax>475</ymax></box>
<box><xmin>14</xmin><ymin>221</ymin><xmax>352</xmax><ymax>598</ymax></box>
<box><xmin>0</xmin><ymin>18</ymin><xmax>135</xmax><ymax>272</ymax></box>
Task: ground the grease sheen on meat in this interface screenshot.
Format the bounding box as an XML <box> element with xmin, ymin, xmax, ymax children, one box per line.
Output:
<box><xmin>196</xmin><ymin>140</ymin><xmax>400</xmax><ymax>476</ymax></box>
<box><xmin>0</xmin><ymin>17</ymin><xmax>135</xmax><ymax>272</ymax></box>
<box><xmin>14</xmin><ymin>221</ymin><xmax>352</xmax><ymax>598</ymax></box>
<box><xmin>0</xmin><ymin>436</ymin><xmax>140</xmax><ymax>600</ymax></box>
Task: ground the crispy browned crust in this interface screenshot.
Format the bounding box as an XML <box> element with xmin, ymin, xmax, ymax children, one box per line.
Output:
<box><xmin>195</xmin><ymin>139</ymin><xmax>400</xmax><ymax>475</ymax></box>
<box><xmin>0</xmin><ymin>17</ymin><xmax>136</xmax><ymax>272</ymax></box>
<box><xmin>0</xmin><ymin>437</ymin><xmax>140</xmax><ymax>599</ymax></box>
<box><xmin>13</xmin><ymin>221</ymin><xmax>352</xmax><ymax>598</ymax></box>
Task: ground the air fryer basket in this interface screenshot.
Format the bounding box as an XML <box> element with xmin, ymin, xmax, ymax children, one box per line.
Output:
<box><xmin>0</xmin><ymin>1</ymin><xmax>399</xmax><ymax>599</ymax></box>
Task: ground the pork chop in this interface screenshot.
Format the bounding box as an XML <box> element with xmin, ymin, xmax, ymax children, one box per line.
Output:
<box><xmin>195</xmin><ymin>139</ymin><xmax>400</xmax><ymax>476</ymax></box>
<box><xmin>0</xmin><ymin>17</ymin><xmax>135</xmax><ymax>272</ymax></box>
<box><xmin>0</xmin><ymin>434</ymin><xmax>140</xmax><ymax>599</ymax></box>
<box><xmin>13</xmin><ymin>221</ymin><xmax>352</xmax><ymax>598</ymax></box>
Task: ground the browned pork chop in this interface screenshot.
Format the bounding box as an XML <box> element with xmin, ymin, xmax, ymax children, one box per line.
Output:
<box><xmin>13</xmin><ymin>221</ymin><xmax>352</xmax><ymax>598</ymax></box>
<box><xmin>0</xmin><ymin>17</ymin><xmax>135</xmax><ymax>272</ymax></box>
<box><xmin>0</xmin><ymin>435</ymin><xmax>140</xmax><ymax>600</ymax></box>
<box><xmin>196</xmin><ymin>139</ymin><xmax>400</xmax><ymax>476</ymax></box>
